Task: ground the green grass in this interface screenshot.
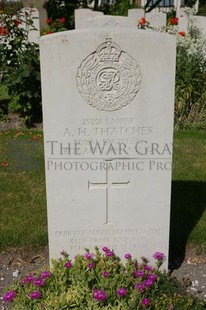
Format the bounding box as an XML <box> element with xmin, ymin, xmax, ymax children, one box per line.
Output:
<box><xmin>0</xmin><ymin>130</ymin><xmax>206</xmax><ymax>260</ymax></box>
<box><xmin>0</xmin><ymin>130</ymin><xmax>47</xmax><ymax>250</ymax></box>
<box><xmin>0</xmin><ymin>85</ymin><xmax>10</xmax><ymax>100</ymax></box>
<box><xmin>170</xmin><ymin>130</ymin><xmax>206</xmax><ymax>263</ymax></box>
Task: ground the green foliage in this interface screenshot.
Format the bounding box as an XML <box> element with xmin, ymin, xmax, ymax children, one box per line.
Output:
<box><xmin>198</xmin><ymin>4</ymin><xmax>206</xmax><ymax>16</ymax></box>
<box><xmin>43</xmin><ymin>17</ymin><xmax>67</xmax><ymax>35</ymax></box>
<box><xmin>0</xmin><ymin>0</ymin><xmax>23</xmax><ymax>15</ymax></box>
<box><xmin>3</xmin><ymin>247</ymin><xmax>206</xmax><ymax>309</ymax></box>
<box><xmin>175</xmin><ymin>26</ymin><xmax>206</xmax><ymax>129</ymax></box>
<box><xmin>184</xmin><ymin>0</ymin><xmax>197</xmax><ymax>8</ymax></box>
<box><xmin>0</xmin><ymin>85</ymin><xmax>10</xmax><ymax>119</ymax></box>
<box><xmin>100</xmin><ymin>0</ymin><xmax>138</xmax><ymax>16</ymax></box>
<box><xmin>0</xmin><ymin>11</ymin><xmax>42</xmax><ymax>127</ymax></box>
<box><xmin>43</xmin><ymin>0</ymin><xmax>79</xmax><ymax>30</ymax></box>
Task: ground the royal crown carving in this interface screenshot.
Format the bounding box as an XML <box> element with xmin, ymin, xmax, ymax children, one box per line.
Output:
<box><xmin>76</xmin><ymin>38</ymin><xmax>141</xmax><ymax>111</ymax></box>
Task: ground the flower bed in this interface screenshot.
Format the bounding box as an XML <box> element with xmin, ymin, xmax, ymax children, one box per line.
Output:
<box><xmin>2</xmin><ymin>247</ymin><xmax>206</xmax><ymax>309</ymax></box>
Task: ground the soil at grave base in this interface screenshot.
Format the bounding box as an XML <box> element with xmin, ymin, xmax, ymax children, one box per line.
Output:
<box><xmin>0</xmin><ymin>245</ymin><xmax>49</xmax><ymax>310</ymax></box>
<box><xmin>0</xmin><ymin>246</ymin><xmax>206</xmax><ymax>310</ymax></box>
<box><xmin>0</xmin><ymin>113</ymin><xmax>43</xmax><ymax>130</ymax></box>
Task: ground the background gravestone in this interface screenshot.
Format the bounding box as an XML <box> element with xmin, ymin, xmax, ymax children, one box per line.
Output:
<box><xmin>20</xmin><ymin>7</ymin><xmax>40</xmax><ymax>44</ymax></box>
<box><xmin>194</xmin><ymin>16</ymin><xmax>206</xmax><ymax>37</ymax></box>
<box><xmin>146</xmin><ymin>12</ymin><xmax>167</xmax><ymax>28</ymax></box>
<box><xmin>21</xmin><ymin>0</ymin><xmax>47</xmax><ymax>31</ymax></box>
<box><xmin>40</xmin><ymin>28</ymin><xmax>176</xmax><ymax>268</ymax></box>
<box><xmin>85</xmin><ymin>16</ymin><xmax>137</xmax><ymax>28</ymax></box>
<box><xmin>75</xmin><ymin>9</ymin><xmax>104</xmax><ymax>29</ymax></box>
<box><xmin>128</xmin><ymin>8</ymin><xmax>145</xmax><ymax>21</ymax></box>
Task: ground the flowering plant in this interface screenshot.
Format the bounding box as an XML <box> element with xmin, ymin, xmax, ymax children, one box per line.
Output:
<box><xmin>137</xmin><ymin>17</ymin><xmax>150</xmax><ymax>29</ymax></box>
<box><xmin>137</xmin><ymin>8</ymin><xmax>206</xmax><ymax>130</ymax></box>
<box><xmin>43</xmin><ymin>17</ymin><xmax>67</xmax><ymax>35</ymax></box>
<box><xmin>169</xmin><ymin>17</ymin><xmax>178</xmax><ymax>26</ymax></box>
<box><xmin>2</xmin><ymin>247</ymin><xmax>206</xmax><ymax>309</ymax></box>
<box><xmin>0</xmin><ymin>9</ymin><xmax>42</xmax><ymax>127</ymax></box>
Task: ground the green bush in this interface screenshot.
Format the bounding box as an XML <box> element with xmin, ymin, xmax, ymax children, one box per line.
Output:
<box><xmin>197</xmin><ymin>5</ymin><xmax>206</xmax><ymax>16</ymax></box>
<box><xmin>100</xmin><ymin>0</ymin><xmax>138</xmax><ymax>16</ymax></box>
<box><xmin>0</xmin><ymin>10</ymin><xmax>42</xmax><ymax>127</ymax></box>
<box><xmin>43</xmin><ymin>0</ymin><xmax>79</xmax><ymax>30</ymax></box>
<box><xmin>2</xmin><ymin>247</ymin><xmax>206</xmax><ymax>309</ymax></box>
<box><xmin>175</xmin><ymin>25</ymin><xmax>206</xmax><ymax>129</ymax></box>
<box><xmin>0</xmin><ymin>0</ymin><xmax>23</xmax><ymax>15</ymax></box>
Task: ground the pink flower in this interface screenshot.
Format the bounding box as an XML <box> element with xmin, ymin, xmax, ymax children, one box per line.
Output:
<box><xmin>84</xmin><ymin>252</ymin><xmax>93</xmax><ymax>260</ymax></box>
<box><xmin>143</xmin><ymin>279</ymin><xmax>154</xmax><ymax>287</ymax></box>
<box><xmin>3</xmin><ymin>291</ymin><xmax>16</xmax><ymax>302</ymax></box>
<box><xmin>22</xmin><ymin>274</ymin><xmax>34</xmax><ymax>284</ymax></box>
<box><xmin>153</xmin><ymin>252</ymin><xmax>165</xmax><ymax>261</ymax></box>
<box><xmin>65</xmin><ymin>261</ymin><xmax>72</xmax><ymax>268</ymax></box>
<box><xmin>102</xmin><ymin>246</ymin><xmax>109</xmax><ymax>252</ymax></box>
<box><xmin>116</xmin><ymin>287</ymin><xmax>127</xmax><ymax>297</ymax></box>
<box><xmin>144</xmin><ymin>265</ymin><xmax>153</xmax><ymax>271</ymax></box>
<box><xmin>29</xmin><ymin>291</ymin><xmax>41</xmax><ymax>299</ymax></box>
<box><xmin>93</xmin><ymin>289</ymin><xmax>107</xmax><ymax>302</ymax></box>
<box><xmin>134</xmin><ymin>270</ymin><xmax>144</xmax><ymax>278</ymax></box>
<box><xmin>135</xmin><ymin>283</ymin><xmax>145</xmax><ymax>292</ymax></box>
<box><xmin>142</xmin><ymin>298</ymin><xmax>150</xmax><ymax>307</ymax></box>
<box><xmin>103</xmin><ymin>271</ymin><xmax>109</xmax><ymax>277</ymax></box>
<box><xmin>41</xmin><ymin>271</ymin><xmax>51</xmax><ymax>279</ymax></box>
<box><xmin>105</xmin><ymin>250</ymin><xmax>114</xmax><ymax>257</ymax></box>
<box><xmin>33</xmin><ymin>277</ymin><xmax>46</xmax><ymax>287</ymax></box>
<box><xmin>88</xmin><ymin>262</ymin><xmax>94</xmax><ymax>269</ymax></box>
<box><xmin>147</xmin><ymin>273</ymin><xmax>157</xmax><ymax>281</ymax></box>
<box><xmin>124</xmin><ymin>253</ymin><xmax>132</xmax><ymax>259</ymax></box>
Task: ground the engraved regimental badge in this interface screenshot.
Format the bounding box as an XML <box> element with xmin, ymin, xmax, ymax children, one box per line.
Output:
<box><xmin>76</xmin><ymin>38</ymin><xmax>141</xmax><ymax>111</ymax></box>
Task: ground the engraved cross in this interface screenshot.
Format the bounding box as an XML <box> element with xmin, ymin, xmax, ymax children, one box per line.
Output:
<box><xmin>88</xmin><ymin>165</ymin><xmax>130</xmax><ymax>225</ymax></box>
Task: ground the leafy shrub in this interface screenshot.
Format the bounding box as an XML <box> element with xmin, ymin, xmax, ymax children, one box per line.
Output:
<box><xmin>0</xmin><ymin>10</ymin><xmax>42</xmax><ymax>127</ymax></box>
<box><xmin>100</xmin><ymin>0</ymin><xmax>138</xmax><ymax>16</ymax></box>
<box><xmin>147</xmin><ymin>7</ymin><xmax>206</xmax><ymax>130</ymax></box>
<box><xmin>43</xmin><ymin>17</ymin><xmax>67</xmax><ymax>35</ymax></box>
<box><xmin>43</xmin><ymin>0</ymin><xmax>79</xmax><ymax>30</ymax></box>
<box><xmin>2</xmin><ymin>247</ymin><xmax>206</xmax><ymax>309</ymax></box>
<box><xmin>0</xmin><ymin>0</ymin><xmax>23</xmax><ymax>15</ymax></box>
<box><xmin>175</xmin><ymin>25</ymin><xmax>206</xmax><ymax>129</ymax></box>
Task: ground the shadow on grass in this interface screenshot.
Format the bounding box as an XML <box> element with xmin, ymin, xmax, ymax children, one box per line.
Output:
<box><xmin>169</xmin><ymin>181</ymin><xmax>206</xmax><ymax>271</ymax></box>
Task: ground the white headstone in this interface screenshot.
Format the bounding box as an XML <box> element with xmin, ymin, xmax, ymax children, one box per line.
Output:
<box><xmin>85</xmin><ymin>16</ymin><xmax>137</xmax><ymax>28</ymax></box>
<box><xmin>178</xmin><ymin>10</ymin><xmax>188</xmax><ymax>33</ymax></box>
<box><xmin>20</xmin><ymin>7</ymin><xmax>40</xmax><ymax>44</ymax></box>
<box><xmin>75</xmin><ymin>9</ymin><xmax>104</xmax><ymax>29</ymax></box>
<box><xmin>40</xmin><ymin>28</ymin><xmax>176</xmax><ymax>268</ymax></box>
<box><xmin>146</xmin><ymin>12</ymin><xmax>167</xmax><ymax>28</ymax></box>
<box><xmin>194</xmin><ymin>16</ymin><xmax>206</xmax><ymax>36</ymax></box>
<box><xmin>128</xmin><ymin>8</ymin><xmax>145</xmax><ymax>21</ymax></box>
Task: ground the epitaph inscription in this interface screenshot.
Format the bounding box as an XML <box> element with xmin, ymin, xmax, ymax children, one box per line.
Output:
<box><xmin>76</xmin><ymin>38</ymin><xmax>141</xmax><ymax>111</ymax></box>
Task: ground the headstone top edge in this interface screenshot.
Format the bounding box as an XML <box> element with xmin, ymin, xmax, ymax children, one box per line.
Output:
<box><xmin>39</xmin><ymin>28</ymin><xmax>176</xmax><ymax>43</ymax></box>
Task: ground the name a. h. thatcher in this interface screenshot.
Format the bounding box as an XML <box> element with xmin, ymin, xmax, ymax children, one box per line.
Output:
<box><xmin>46</xmin><ymin>141</ymin><xmax>172</xmax><ymax>156</ymax></box>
